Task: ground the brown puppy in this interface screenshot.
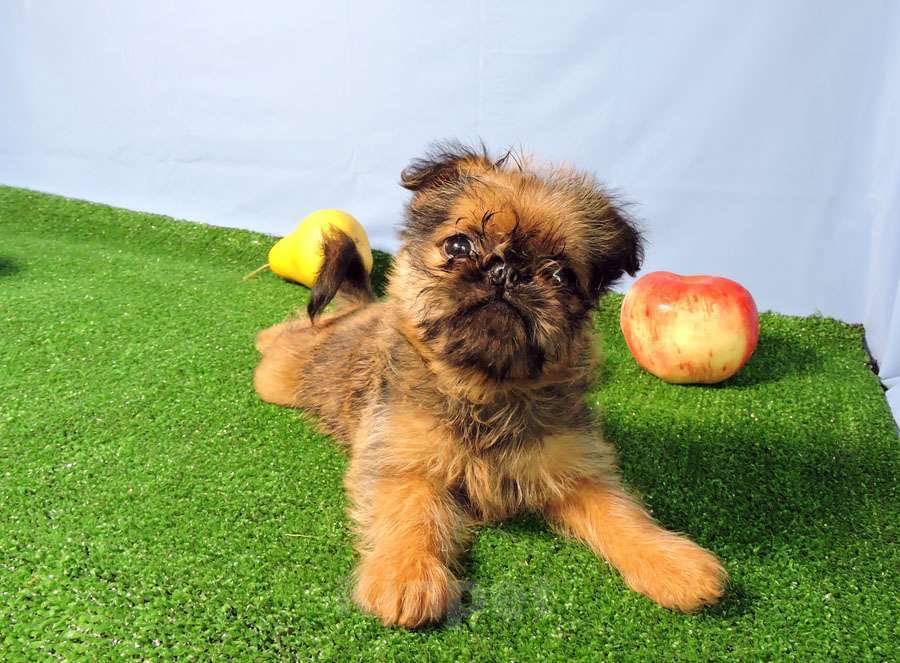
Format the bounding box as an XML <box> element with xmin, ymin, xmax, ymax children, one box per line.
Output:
<box><xmin>254</xmin><ymin>143</ymin><xmax>727</xmax><ymax>628</ymax></box>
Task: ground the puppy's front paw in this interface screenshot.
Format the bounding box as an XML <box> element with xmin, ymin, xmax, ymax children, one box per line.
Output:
<box><xmin>353</xmin><ymin>552</ymin><xmax>460</xmax><ymax>628</ymax></box>
<box><xmin>622</xmin><ymin>535</ymin><xmax>727</xmax><ymax>612</ymax></box>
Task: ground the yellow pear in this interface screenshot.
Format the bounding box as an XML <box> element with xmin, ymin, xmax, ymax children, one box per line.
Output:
<box><xmin>267</xmin><ymin>209</ymin><xmax>373</xmax><ymax>287</ymax></box>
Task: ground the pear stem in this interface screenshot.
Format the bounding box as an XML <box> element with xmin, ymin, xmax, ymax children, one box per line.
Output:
<box><xmin>242</xmin><ymin>263</ymin><xmax>271</xmax><ymax>281</ymax></box>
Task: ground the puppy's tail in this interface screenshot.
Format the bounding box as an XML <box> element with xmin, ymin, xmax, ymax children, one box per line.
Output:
<box><xmin>307</xmin><ymin>227</ymin><xmax>374</xmax><ymax>323</ymax></box>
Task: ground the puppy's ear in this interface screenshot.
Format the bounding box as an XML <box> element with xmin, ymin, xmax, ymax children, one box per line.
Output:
<box><xmin>586</xmin><ymin>201</ymin><xmax>645</xmax><ymax>298</ymax></box>
<box><xmin>400</xmin><ymin>141</ymin><xmax>493</xmax><ymax>191</ymax></box>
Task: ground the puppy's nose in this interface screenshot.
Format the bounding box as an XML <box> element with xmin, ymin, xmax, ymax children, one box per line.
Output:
<box><xmin>489</xmin><ymin>261</ymin><xmax>519</xmax><ymax>288</ymax></box>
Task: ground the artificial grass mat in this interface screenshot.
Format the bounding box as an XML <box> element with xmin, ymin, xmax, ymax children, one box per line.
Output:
<box><xmin>1</xmin><ymin>185</ymin><xmax>897</xmax><ymax>661</ymax></box>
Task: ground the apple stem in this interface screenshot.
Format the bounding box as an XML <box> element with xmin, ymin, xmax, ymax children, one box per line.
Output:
<box><xmin>242</xmin><ymin>263</ymin><xmax>270</xmax><ymax>281</ymax></box>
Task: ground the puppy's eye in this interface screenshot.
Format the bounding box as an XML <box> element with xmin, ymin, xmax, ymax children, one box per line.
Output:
<box><xmin>550</xmin><ymin>267</ymin><xmax>573</xmax><ymax>287</ymax></box>
<box><xmin>443</xmin><ymin>234</ymin><xmax>473</xmax><ymax>258</ymax></box>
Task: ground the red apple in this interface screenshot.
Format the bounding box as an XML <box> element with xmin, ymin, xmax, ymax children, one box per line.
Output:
<box><xmin>620</xmin><ymin>272</ymin><xmax>759</xmax><ymax>384</ymax></box>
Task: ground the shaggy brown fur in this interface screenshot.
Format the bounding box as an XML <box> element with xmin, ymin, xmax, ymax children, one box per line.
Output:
<box><xmin>253</xmin><ymin>142</ymin><xmax>727</xmax><ymax>628</ymax></box>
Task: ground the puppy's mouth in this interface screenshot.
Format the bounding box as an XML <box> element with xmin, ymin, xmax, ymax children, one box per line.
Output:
<box><xmin>485</xmin><ymin>292</ymin><xmax>521</xmax><ymax>312</ymax></box>
<box><xmin>459</xmin><ymin>292</ymin><xmax>529</xmax><ymax>326</ymax></box>
<box><xmin>421</xmin><ymin>291</ymin><xmax>544</xmax><ymax>380</ymax></box>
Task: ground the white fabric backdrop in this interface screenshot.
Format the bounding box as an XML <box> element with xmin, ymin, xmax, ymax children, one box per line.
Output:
<box><xmin>2</xmin><ymin>1</ymin><xmax>897</xmax><ymax>422</ymax></box>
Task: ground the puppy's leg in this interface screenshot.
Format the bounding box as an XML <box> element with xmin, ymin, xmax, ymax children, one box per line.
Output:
<box><xmin>349</xmin><ymin>471</ymin><xmax>468</xmax><ymax>628</ymax></box>
<box><xmin>546</xmin><ymin>478</ymin><xmax>727</xmax><ymax>612</ymax></box>
<box><xmin>255</xmin><ymin>321</ymin><xmax>295</xmax><ymax>354</ymax></box>
<box><xmin>253</xmin><ymin>322</ymin><xmax>313</xmax><ymax>407</ymax></box>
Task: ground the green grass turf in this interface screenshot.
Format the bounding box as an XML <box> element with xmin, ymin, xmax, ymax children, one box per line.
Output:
<box><xmin>1</xmin><ymin>185</ymin><xmax>898</xmax><ymax>661</ymax></box>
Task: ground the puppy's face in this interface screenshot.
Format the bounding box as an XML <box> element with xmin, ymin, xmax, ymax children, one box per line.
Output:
<box><xmin>391</xmin><ymin>144</ymin><xmax>643</xmax><ymax>381</ymax></box>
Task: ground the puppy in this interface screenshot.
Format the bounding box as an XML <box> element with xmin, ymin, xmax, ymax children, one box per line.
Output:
<box><xmin>253</xmin><ymin>143</ymin><xmax>726</xmax><ymax>627</ymax></box>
